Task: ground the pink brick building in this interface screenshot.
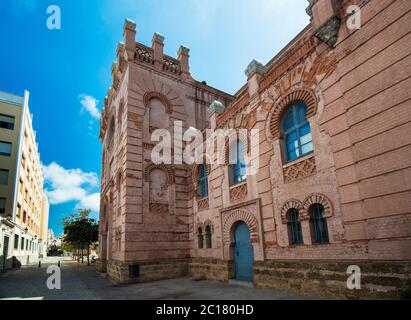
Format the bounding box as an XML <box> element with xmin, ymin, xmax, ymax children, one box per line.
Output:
<box><xmin>98</xmin><ymin>0</ymin><xmax>411</xmax><ymax>298</ymax></box>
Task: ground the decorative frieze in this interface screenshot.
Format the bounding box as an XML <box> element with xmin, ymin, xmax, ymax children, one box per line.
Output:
<box><xmin>259</xmin><ymin>36</ymin><xmax>315</xmax><ymax>93</ymax></box>
<box><xmin>229</xmin><ymin>183</ymin><xmax>248</xmax><ymax>202</ymax></box>
<box><xmin>135</xmin><ymin>44</ymin><xmax>154</xmax><ymax>64</ymax></box>
<box><xmin>149</xmin><ymin>201</ymin><xmax>169</xmax><ymax>214</ymax></box>
<box><xmin>283</xmin><ymin>156</ymin><xmax>316</xmax><ymax>183</ymax></box>
<box><xmin>216</xmin><ymin>93</ymin><xmax>250</xmax><ymax>127</ymax></box>
<box><xmin>163</xmin><ymin>58</ymin><xmax>180</xmax><ymax>74</ymax></box>
<box><xmin>197</xmin><ymin>197</ymin><xmax>209</xmax><ymax>211</ymax></box>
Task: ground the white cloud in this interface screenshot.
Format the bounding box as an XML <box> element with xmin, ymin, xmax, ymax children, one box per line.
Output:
<box><xmin>42</xmin><ymin>162</ymin><xmax>100</xmax><ymax>212</ymax></box>
<box><xmin>79</xmin><ymin>193</ymin><xmax>100</xmax><ymax>212</ymax></box>
<box><xmin>79</xmin><ymin>94</ymin><xmax>101</xmax><ymax>120</ymax></box>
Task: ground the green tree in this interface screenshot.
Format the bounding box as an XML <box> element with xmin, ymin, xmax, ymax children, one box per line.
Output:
<box><xmin>62</xmin><ymin>209</ymin><xmax>99</xmax><ymax>266</ymax></box>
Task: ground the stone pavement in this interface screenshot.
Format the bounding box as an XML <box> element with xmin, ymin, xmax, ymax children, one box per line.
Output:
<box><xmin>0</xmin><ymin>258</ymin><xmax>315</xmax><ymax>300</ymax></box>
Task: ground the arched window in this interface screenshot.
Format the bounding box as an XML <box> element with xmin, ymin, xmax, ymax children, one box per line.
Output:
<box><xmin>309</xmin><ymin>204</ymin><xmax>329</xmax><ymax>244</ymax></box>
<box><xmin>286</xmin><ymin>209</ymin><xmax>303</xmax><ymax>245</ymax></box>
<box><xmin>205</xmin><ymin>225</ymin><xmax>212</xmax><ymax>248</ymax></box>
<box><xmin>149</xmin><ymin>98</ymin><xmax>168</xmax><ymax>129</ymax></box>
<box><xmin>117</xmin><ymin>99</ymin><xmax>124</xmax><ymax>128</ymax></box>
<box><xmin>149</xmin><ymin>168</ymin><xmax>168</xmax><ymax>203</ymax></box>
<box><xmin>108</xmin><ymin>117</ymin><xmax>115</xmax><ymax>144</ymax></box>
<box><xmin>197</xmin><ymin>164</ymin><xmax>208</xmax><ymax>198</ymax></box>
<box><xmin>197</xmin><ymin>228</ymin><xmax>204</xmax><ymax>249</ymax></box>
<box><xmin>282</xmin><ymin>101</ymin><xmax>313</xmax><ymax>162</ymax></box>
<box><xmin>229</xmin><ymin>140</ymin><xmax>247</xmax><ymax>186</ymax></box>
<box><xmin>117</xmin><ymin>173</ymin><xmax>122</xmax><ymax>216</ymax></box>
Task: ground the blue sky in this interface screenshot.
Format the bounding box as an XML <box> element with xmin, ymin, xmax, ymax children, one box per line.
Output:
<box><xmin>0</xmin><ymin>0</ymin><xmax>309</xmax><ymax>236</ymax></box>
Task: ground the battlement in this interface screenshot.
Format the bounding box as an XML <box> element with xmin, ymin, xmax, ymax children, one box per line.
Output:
<box><xmin>121</xmin><ymin>18</ymin><xmax>190</xmax><ymax>79</ymax></box>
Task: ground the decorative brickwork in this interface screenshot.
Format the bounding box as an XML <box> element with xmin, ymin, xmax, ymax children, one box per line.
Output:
<box><xmin>216</xmin><ymin>93</ymin><xmax>250</xmax><ymax>127</ymax></box>
<box><xmin>223</xmin><ymin>209</ymin><xmax>258</xmax><ymax>244</ymax></box>
<box><xmin>149</xmin><ymin>201</ymin><xmax>169</xmax><ymax>214</ymax></box>
<box><xmin>135</xmin><ymin>44</ymin><xmax>154</xmax><ymax>64</ymax></box>
<box><xmin>197</xmin><ymin>197</ymin><xmax>209</xmax><ymax>211</ymax></box>
<box><xmin>280</xmin><ymin>199</ymin><xmax>303</xmax><ymax>223</ymax></box>
<box><xmin>259</xmin><ymin>36</ymin><xmax>315</xmax><ymax>93</ymax></box>
<box><xmin>143</xmin><ymin>91</ymin><xmax>172</xmax><ymax>114</ymax></box>
<box><xmin>268</xmin><ymin>88</ymin><xmax>317</xmax><ymax>141</ymax></box>
<box><xmin>144</xmin><ymin>163</ymin><xmax>174</xmax><ymax>185</ymax></box>
<box><xmin>302</xmin><ymin>193</ymin><xmax>333</xmax><ymax>218</ymax></box>
<box><xmin>229</xmin><ymin>183</ymin><xmax>248</xmax><ymax>202</ymax></box>
<box><xmin>283</xmin><ymin>156</ymin><xmax>316</xmax><ymax>183</ymax></box>
<box><xmin>163</xmin><ymin>57</ymin><xmax>181</xmax><ymax>74</ymax></box>
<box><xmin>196</xmin><ymin>220</ymin><xmax>214</xmax><ymax>234</ymax></box>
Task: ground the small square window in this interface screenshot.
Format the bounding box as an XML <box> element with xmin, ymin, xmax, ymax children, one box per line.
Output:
<box><xmin>0</xmin><ymin>141</ymin><xmax>12</xmax><ymax>156</ymax></box>
<box><xmin>0</xmin><ymin>169</ymin><xmax>9</xmax><ymax>185</ymax></box>
<box><xmin>0</xmin><ymin>114</ymin><xmax>14</xmax><ymax>130</ymax></box>
<box><xmin>0</xmin><ymin>197</ymin><xmax>6</xmax><ymax>214</ymax></box>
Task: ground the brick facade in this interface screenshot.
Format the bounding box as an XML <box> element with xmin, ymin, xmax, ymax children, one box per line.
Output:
<box><xmin>99</xmin><ymin>0</ymin><xmax>411</xmax><ymax>298</ymax></box>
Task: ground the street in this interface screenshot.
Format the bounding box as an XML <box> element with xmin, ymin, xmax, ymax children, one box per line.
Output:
<box><xmin>0</xmin><ymin>258</ymin><xmax>312</xmax><ymax>300</ymax></box>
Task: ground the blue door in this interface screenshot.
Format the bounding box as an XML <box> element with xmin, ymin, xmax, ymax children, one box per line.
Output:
<box><xmin>234</xmin><ymin>222</ymin><xmax>254</xmax><ymax>282</ymax></box>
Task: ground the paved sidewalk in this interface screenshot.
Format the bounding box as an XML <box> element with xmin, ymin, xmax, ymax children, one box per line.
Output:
<box><xmin>0</xmin><ymin>259</ymin><xmax>314</xmax><ymax>300</ymax></box>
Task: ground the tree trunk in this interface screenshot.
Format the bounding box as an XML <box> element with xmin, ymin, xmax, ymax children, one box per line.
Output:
<box><xmin>87</xmin><ymin>244</ymin><xmax>90</xmax><ymax>266</ymax></box>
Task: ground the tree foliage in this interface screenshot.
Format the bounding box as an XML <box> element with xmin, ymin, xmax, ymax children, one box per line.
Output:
<box><xmin>62</xmin><ymin>209</ymin><xmax>99</xmax><ymax>264</ymax></box>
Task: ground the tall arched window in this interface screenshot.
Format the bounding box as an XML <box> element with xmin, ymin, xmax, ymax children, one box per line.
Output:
<box><xmin>282</xmin><ymin>101</ymin><xmax>313</xmax><ymax>162</ymax></box>
<box><xmin>310</xmin><ymin>204</ymin><xmax>329</xmax><ymax>244</ymax></box>
<box><xmin>205</xmin><ymin>225</ymin><xmax>212</xmax><ymax>248</ymax></box>
<box><xmin>229</xmin><ymin>140</ymin><xmax>246</xmax><ymax>186</ymax></box>
<box><xmin>108</xmin><ymin>117</ymin><xmax>115</xmax><ymax>144</ymax></box>
<box><xmin>286</xmin><ymin>209</ymin><xmax>303</xmax><ymax>245</ymax></box>
<box><xmin>117</xmin><ymin>173</ymin><xmax>122</xmax><ymax>216</ymax></box>
<box><xmin>197</xmin><ymin>228</ymin><xmax>204</xmax><ymax>249</ymax></box>
<box><xmin>197</xmin><ymin>164</ymin><xmax>208</xmax><ymax>198</ymax></box>
<box><xmin>149</xmin><ymin>98</ymin><xmax>168</xmax><ymax>129</ymax></box>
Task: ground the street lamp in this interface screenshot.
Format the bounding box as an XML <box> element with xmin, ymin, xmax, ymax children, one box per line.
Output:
<box><xmin>23</xmin><ymin>227</ymin><xmax>29</xmax><ymax>265</ymax></box>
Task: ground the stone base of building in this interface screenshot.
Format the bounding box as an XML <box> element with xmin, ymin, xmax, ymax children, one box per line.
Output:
<box><xmin>253</xmin><ymin>260</ymin><xmax>411</xmax><ymax>299</ymax></box>
<box><xmin>95</xmin><ymin>258</ymin><xmax>104</xmax><ymax>273</ymax></box>
<box><xmin>106</xmin><ymin>259</ymin><xmax>190</xmax><ymax>284</ymax></box>
<box><xmin>189</xmin><ymin>258</ymin><xmax>234</xmax><ymax>282</ymax></box>
<box><xmin>99</xmin><ymin>258</ymin><xmax>411</xmax><ymax>299</ymax></box>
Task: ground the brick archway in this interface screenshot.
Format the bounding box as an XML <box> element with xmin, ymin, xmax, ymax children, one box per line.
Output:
<box><xmin>223</xmin><ymin>209</ymin><xmax>259</xmax><ymax>244</ymax></box>
<box><xmin>267</xmin><ymin>88</ymin><xmax>317</xmax><ymax>141</ymax></box>
<box><xmin>302</xmin><ymin>193</ymin><xmax>333</xmax><ymax>219</ymax></box>
<box><xmin>143</xmin><ymin>91</ymin><xmax>172</xmax><ymax>114</ymax></box>
<box><xmin>280</xmin><ymin>199</ymin><xmax>303</xmax><ymax>223</ymax></box>
<box><xmin>144</xmin><ymin>163</ymin><xmax>174</xmax><ymax>185</ymax></box>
